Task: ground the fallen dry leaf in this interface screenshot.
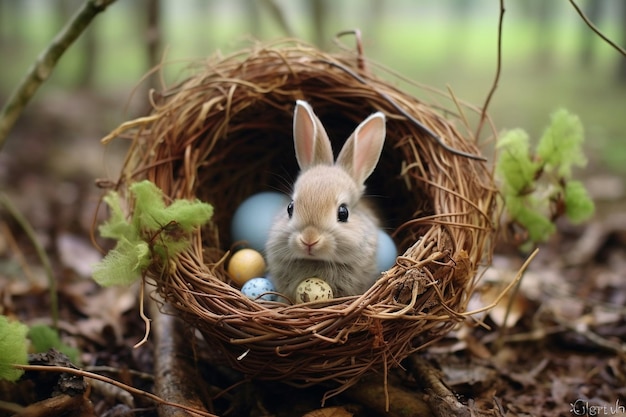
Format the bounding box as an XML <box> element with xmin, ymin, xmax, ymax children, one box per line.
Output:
<box><xmin>302</xmin><ymin>406</ymin><xmax>353</xmax><ymax>417</ymax></box>
<box><xmin>57</xmin><ymin>232</ymin><xmax>102</xmax><ymax>278</ymax></box>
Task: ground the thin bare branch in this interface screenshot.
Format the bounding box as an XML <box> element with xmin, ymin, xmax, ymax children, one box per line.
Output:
<box><xmin>0</xmin><ymin>0</ymin><xmax>117</xmax><ymax>150</ymax></box>
<box><xmin>0</xmin><ymin>193</ymin><xmax>58</xmax><ymax>329</ymax></box>
<box><xmin>475</xmin><ymin>0</ymin><xmax>505</xmax><ymax>141</ymax></box>
<box><xmin>568</xmin><ymin>0</ymin><xmax>626</xmax><ymax>57</ymax></box>
<box><xmin>12</xmin><ymin>364</ymin><xmax>218</xmax><ymax>417</ymax></box>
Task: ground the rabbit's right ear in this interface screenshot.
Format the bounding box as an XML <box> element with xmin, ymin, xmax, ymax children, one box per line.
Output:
<box><xmin>293</xmin><ymin>100</ymin><xmax>334</xmax><ymax>169</ymax></box>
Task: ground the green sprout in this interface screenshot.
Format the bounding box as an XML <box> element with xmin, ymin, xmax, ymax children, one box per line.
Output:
<box><xmin>496</xmin><ymin>109</ymin><xmax>595</xmax><ymax>246</ymax></box>
<box><xmin>92</xmin><ymin>180</ymin><xmax>213</xmax><ymax>286</ymax></box>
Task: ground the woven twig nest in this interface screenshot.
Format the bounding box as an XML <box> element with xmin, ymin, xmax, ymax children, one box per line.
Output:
<box><xmin>106</xmin><ymin>39</ymin><xmax>497</xmax><ymax>394</ymax></box>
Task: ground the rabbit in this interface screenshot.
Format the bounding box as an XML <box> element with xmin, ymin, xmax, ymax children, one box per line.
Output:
<box><xmin>265</xmin><ymin>100</ymin><xmax>386</xmax><ymax>301</ymax></box>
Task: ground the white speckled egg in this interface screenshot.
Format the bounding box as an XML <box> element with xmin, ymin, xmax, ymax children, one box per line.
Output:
<box><xmin>227</xmin><ymin>248</ymin><xmax>266</xmax><ymax>286</ymax></box>
<box><xmin>376</xmin><ymin>229</ymin><xmax>398</xmax><ymax>272</ymax></box>
<box><xmin>241</xmin><ymin>277</ymin><xmax>277</xmax><ymax>301</ymax></box>
<box><xmin>295</xmin><ymin>277</ymin><xmax>333</xmax><ymax>304</ymax></box>
<box><xmin>231</xmin><ymin>192</ymin><xmax>291</xmax><ymax>252</ymax></box>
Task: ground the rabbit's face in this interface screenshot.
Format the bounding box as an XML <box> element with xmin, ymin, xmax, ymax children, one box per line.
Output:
<box><xmin>285</xmin><ymin>165</ymin><xmax>367</xmax><ymax>262</ymax></box>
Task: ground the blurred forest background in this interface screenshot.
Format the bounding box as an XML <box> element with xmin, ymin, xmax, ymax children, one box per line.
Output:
<box><xmin>1</xmin><ymin>0</ymin><xmax>625</xmax><ymax>179</ymax></box>
<box><xmin>1</xmin><ymin>2</ymin><xmax>625</xmax><ymax>414</ymax></box>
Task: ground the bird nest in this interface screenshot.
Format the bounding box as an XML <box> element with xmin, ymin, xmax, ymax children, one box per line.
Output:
<box><xmin>103</xmin><ymin>39</ymin><xmax>498</xmax><ymax>395</ymax></box>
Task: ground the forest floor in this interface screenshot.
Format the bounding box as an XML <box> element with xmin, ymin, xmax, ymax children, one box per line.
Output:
<box><xmin>0</xmin><ymin>90</ymin><xmax>625</xmax><ymax>417</ymax></box>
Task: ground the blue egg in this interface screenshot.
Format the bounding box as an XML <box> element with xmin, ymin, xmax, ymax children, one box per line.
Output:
<box><xmin>377</xmin><ymin>229</ymin><xmax>398</xmax><ymax>272</ymax></box>
<box><xmin>241</xmin><ymin>277</ymin><xmax>278</xmax><ymax>301</ymax></box>
<box><xmin>231</xmin><ymin>192</ymin><xmax>291</xmax><ymax>253</ymax></box>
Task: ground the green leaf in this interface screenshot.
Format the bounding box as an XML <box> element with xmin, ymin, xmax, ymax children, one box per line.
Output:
<box><xmin>564</xmin><ymin>180</ymin><xmax>595</xmax><ymax>223</ymax></box>
<box><xmin>162</xmin><ymin>199</ymin><xmax>214</xmax><ymax>232</ymax></box>
<box><xmin>516</xmin><ymin>202</ymin><xmax>556</xmax><ymax>243</ymax></box>
<box><xmin>505</xmin><ymin>195</ymin><xmax>556</xmax><ymax>242</ymax></box>
<box><xmin>537</xmin><ymin>109</ymin><xmax>586</xmax><ymax>177</ymax></box>
<box><xmin>98</xmin><ymin>191</ymin><xmax>136</xmax><ymax>241</ymax></box>
<box><xmin>131</xmin><ymin>181</ymin><xmax>213</xmax><ymax>232</ymax></box>
<box><xmin>28</xmin><ymin>324</ymin><xmax>80</xmax><ymax>365</ymax></box>
<box><xmin>496</xmin><ymin>110</ymin><xmax>594</xmax><ymax>246</ymax></box>
<box><xmin>496</xmin><ymin>129</ymin><xmax>539</xmax><ymax>194</ymax></box>
<box><xmin>92</xmin><ymin>238</ymin><xmax>150</xmax><ymax>286</ymax></box>
<box><xmin>0</xmin><ymin>315</ymin><xmax>28</xmax><ymax>382</ymax></box>
<box><xmin>130</xmin><ymin>180</ymin><xmax>167</xmax><ymax>231</ymax></box>
<box><xmin>93</xmin><ymin>180</ymin><xmax>213</xmax><ymax>286</ymax></box>
<box><xmin>504</xmin><ymin>193</ymin><xmax>555</xmax><ymax>243</ymax></box>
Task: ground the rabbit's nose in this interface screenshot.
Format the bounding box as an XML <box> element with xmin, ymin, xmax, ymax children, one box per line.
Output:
<box><xmin>300</xmin><ymin>238</ymin><xmax>319</xmax><ymax>255</ymax></box>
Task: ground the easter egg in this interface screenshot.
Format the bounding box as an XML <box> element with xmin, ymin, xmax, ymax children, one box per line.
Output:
<box><xmin>377</xmin><ymin>229</ymin><xmax>398</xmax><ymax>272</ymax></box>
<box><xmin>227</xmin><ymin>248</ymin><xmax>266</xmax><ymax>286</ymax></box>
<box><xmin>231</xmin><ymin>192</ymin><xmax>291</xmax><ymax>253</ymax></box>
<box><xmin>295</xmin><ymin>277</ymin><xmax>333</xmax><ymax>304</ymax></box>
<box><xmin>241</xmin><ymin>277</ymin><xmax>277</xmax><ymax>301</ymax></box>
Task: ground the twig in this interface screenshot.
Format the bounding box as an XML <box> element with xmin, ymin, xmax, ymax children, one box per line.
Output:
<box><xmin>475</xmin><ymin>0</ymin><xmax>505</xmax><ymax>140</ymax></box>
<box><xmin>554</xmin><ymin>316</ymin><xmax>626</xmax><ymax>355</ymax></box>
<box><xmin>405</xmin><ymin>355</ymin><xmax>471</xmax><ymax>417</ymax></box>
<box><xmin>150</xmin><ymin>296</ymin><xmax>211</xmax><ymax>416</ymax></box>
<box><xmin>319</xmin><ymin>59</ymin><xmax>487</xmax><ymax>161</ymax></box>
<box><xmin>0</xmin><ymin>0</ymin><xmax>117</xmax><ymax>151</ymax></box>
<box><xmin>335</xmin><ymin>29</ymin><xmax>366</xmax><ymax>71</ymax></box>
<box><xmin>462</xmin><ymin>248</ymin><xmax>539</xmax><ymax>318</ymax></box>
<box><xmin>133</xmin><ymin>279</ymin><xmax>152</xmax><ymax>349</ymax></box>
<box><xmin>568</xmin><ymin>0</ymin><xmax>626</xmax><ymax>57</ymax></box>
<box><xmin>12</xmin><ymin>364</ymin><xmax>218</xmax><ymax>417</ymax></box>
<box><xmin>0</xmin><ymin>193</ymin><xmax>58</xmax><ymax>329</ymax></box>
<box><xmin>0</xmin><ymin>400</ymin><xmax>24</xmax><ymax>414</ymax></box>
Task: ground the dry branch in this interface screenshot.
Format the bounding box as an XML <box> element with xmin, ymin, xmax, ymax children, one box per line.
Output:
<box><xmin>0</xmin><ymin>0</ymin><xmax>117</xmax><ymax>150</ymax></box>
<box><xmin>150</xmin><ymin>296</ymin><xmax>211</xmax><ymax>417</ymax></box>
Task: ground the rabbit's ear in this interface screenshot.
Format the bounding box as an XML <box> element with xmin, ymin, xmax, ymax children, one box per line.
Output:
<box><xmin>337</xmin><ymin>112</ymin><xmax>386</xmax><ymax>184</ymax></box>
<box><xmin>293</xmin><ymin>100</ymin><xmax>334</xmax><ymax>169</ymax></box>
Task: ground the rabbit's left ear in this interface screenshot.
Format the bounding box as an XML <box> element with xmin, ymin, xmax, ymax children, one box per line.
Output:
<box><xmin>337</xmin><ymin>112</ymin><xmax>386</xmax><ymax>184</ymax></box>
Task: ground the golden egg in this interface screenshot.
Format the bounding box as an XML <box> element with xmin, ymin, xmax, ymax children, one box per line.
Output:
<box><xmin>227</xmin><ymin>248</ymin><xmax>266</xmax><ymax>286</ymax></box>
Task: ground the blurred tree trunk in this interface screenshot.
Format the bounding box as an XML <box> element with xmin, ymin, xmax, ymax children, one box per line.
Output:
<box><xmin>261</xmin><ymin>0</ymin><xmax>294</xmax><ymax>38</ymax></box>
<box><xmin>580</xmin><ymin>0</ymin><xmax>602</xmax><ymax>68</ymax></box>
<box><xmin>310</xmin><ymin>0</ymin><xmax>327</xmax><ymax>49</ymax></box>
<box><xmin>446</xmin><ymin>0</ymin><xmax>474</xmax><ymax>63</ymax></box>
<box><xmin>0</xmin><ymin>0</ymin><xmax>30</xmax><ymax>52</ymax></box>
<box><xmin>534</xmin><ymin>0</ymin><xmax>557</xmax><ymax>69</ymax></box>
<box><xmin>145</xmin><ymin>0</ymin><xmax>162</xmax><ymax>92</ymax></box>
<box><xmin>246</xmin><ymin>0</ymin><xmax>294</xmax><ymax>40</ymax></box>
<box><xmin>617</xmin><ymin>1</ymin><xmax>626</xmax><ymax>83</ymax></box>
<box><xmin>245</xmin><ymin>0</ymin><xmax>261</xmax><ymax>39</ymax></box>
<box><xmin>57</xmin><ymin>0</ymin><xmax>98</xmax><ymax>89</ymax></box>
<box><xmin>77</xmin><ymin>21</ymin><xmax>97</xmax><ymax>89</ymax></box>
<box><xmin>359</xmin><ymin>0</ymin><xmax>385</xmax><ymax>55</ymax></box>
<box><xmin>0</xmin><ymin>0</ymin><xmax>5</xmax><ymax>50</ymax></box>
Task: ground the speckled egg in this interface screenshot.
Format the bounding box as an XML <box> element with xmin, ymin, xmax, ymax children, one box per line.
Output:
<box><xmin>376</xmin><ymin>229</ymin><xmax>398</xmax><ymax>272</ymax></box>
<box><xmin>241</xmin><ymin>277</ymin><xmax>277</xmax><ymax>301</ymax></box>
<box><xmin>231</xmin><ymin>192</ymin><xmax>291</xmax><ymax>252</ymax></box>
<box><xmin>227</xmin><ymin>248</ymin><xmax>266</xmax><ymax>286</ymax></box>
<box><xmin>295</xmin><ymin>277</ymin><xmax>333</xmax><ymax>304</ymax></box>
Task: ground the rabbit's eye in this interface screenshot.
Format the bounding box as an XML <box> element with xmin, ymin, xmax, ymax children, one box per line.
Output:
<box><xmin>287</xmin><ymin>201</ymin><xmax>294</xmax><ymax>218</ymax></box>
<box><xmin>337</xmin><ymin>204</ymin><xmax>349</xmax><ymax>222</ymax></box>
